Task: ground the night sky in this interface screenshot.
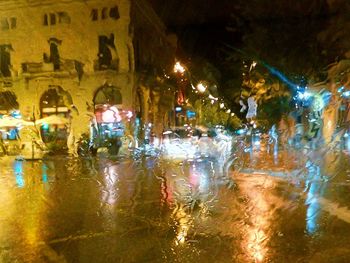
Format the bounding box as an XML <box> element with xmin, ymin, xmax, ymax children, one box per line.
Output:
<box><xmin>147</xmin><ymin>0</ymin><xmax>341</xmax><ymax>73</ymax></box>
<box><xmin>146</xmin><ymin>0</ymin><xmax>350</xmax><ymax>118</ymax></box>
<box><xmin>147</xmin><ymin>0</ymin><xmax>243</xmax><ymax>62</ymax></box>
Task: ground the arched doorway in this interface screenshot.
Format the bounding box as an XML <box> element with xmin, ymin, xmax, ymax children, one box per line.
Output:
<box><xmin>94</xmin><ymin>84</ymin><xmax>122</xmax><ymax>107</ymax></box>
<box><xmin>39</xmin><ymin>88</ymin><xmax>71</xmax><ymax>144</ymax></box>
<box><xmin>93</xmin><ymin>85</ymin><xmax>124</xmax><ymax>143</ymax></box>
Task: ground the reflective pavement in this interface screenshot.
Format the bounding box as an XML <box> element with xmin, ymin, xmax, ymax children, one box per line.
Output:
<box><xmin>0</xmin><ymin>150</ymin><xmax>350</xmax><ymax>262</ymax></box>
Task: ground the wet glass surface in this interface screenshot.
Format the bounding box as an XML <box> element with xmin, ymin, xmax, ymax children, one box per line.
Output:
<box><xmin>1</xmin><ymin>149</ymin><xmax>350</xmax><ymax>263</ymax></box>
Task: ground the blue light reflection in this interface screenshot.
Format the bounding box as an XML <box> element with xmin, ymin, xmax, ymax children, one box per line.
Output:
<box><xmin>14</xmin><ymin>160</ymin><xmax>24</xmax><ymax>188</ymax></box>
<box><xmin>304</xmin><ymin>161</ymin><xmax>327</xmax><ymax>234</ymax></box>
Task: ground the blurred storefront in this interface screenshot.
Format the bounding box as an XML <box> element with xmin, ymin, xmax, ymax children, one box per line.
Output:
<box><xmin>174</xmin><ymin>105</ymin><xmax>197</xmax><ymax>127</ymax></box>
<box><xmin>39</xmin><ymin>88</ymin><xmax>69</xmax><ymax>144</ymax></box>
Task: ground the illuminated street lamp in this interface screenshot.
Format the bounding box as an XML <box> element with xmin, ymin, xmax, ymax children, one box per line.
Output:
<box><xmin>196</xmin><ymin>82</ymin><xmax>207</xmax><ymax>93</ymax></box>
<box><xmin>174</xmin><ymin>62</ymin><xmax>185</xmax><ymax>74</ymax></box>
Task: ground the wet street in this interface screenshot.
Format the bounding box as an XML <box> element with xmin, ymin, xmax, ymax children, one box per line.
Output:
<box><xmin>1</xmin><ymin>149</ymin><xmax>350</xmax><ymax>263</ymax></box>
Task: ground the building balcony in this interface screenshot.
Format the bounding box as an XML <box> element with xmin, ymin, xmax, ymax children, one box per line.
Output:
<box><xmin>22</xmin><ymin>62</ymin><xmax>53</xmax><ymax>73</ymax></box>
<box><xmin>21</xmin><ymin>60</ymin><xmax>78</xmax><ymax>79</ymax></box>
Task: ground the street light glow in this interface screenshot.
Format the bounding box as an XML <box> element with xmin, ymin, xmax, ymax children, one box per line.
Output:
<box><xmin>208</xmin><ymin>94</ymin><xmax>218</xmax><ymax>101</ymax></box>
<box><xmin>197</xmin><ymin>82</ymin><xmax>207</xmax><ymax>93</ymax></box>
<box><xmin>174</xmin><ymin>62</ymin><xmax>185</xmax><ymax>74</ymax></box>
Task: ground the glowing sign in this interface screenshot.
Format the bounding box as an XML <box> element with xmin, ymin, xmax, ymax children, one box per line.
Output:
<box><xmin>102</xmin><ymin>106</ymin><xmax>121</xmax><ymax>123</ymax></box>
<box><xmin>186</xmin><ymin>110</ymin><xmax>196</xmax><ymax>118</ymax></box>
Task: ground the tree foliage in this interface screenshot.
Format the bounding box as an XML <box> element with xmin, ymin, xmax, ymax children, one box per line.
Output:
<box><xmin>194</xmin><ymin>99</ymin><xmax>241</xmax><ymax>129</ymax></box>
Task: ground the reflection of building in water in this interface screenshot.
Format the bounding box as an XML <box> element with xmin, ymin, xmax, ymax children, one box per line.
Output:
<box><xmin>14</xmin><ymin>160</ymin><xmax>51</xmax><ymax>188</ymax></box>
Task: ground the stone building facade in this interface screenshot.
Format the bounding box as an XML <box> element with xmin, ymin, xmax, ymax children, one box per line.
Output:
<box><xmin>0</xmin><ymin>0</ymin><xmax>176</xmax><ymax>148</ymax></box>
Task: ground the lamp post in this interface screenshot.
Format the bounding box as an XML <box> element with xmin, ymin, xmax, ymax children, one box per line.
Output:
<box><xmin>173</xmin><ymin>61</ymin><xmax>187</xmax><ymax>127</ymax></box>
<box><xmin>172</xmin><ymin>61</ymin><xmax>222</xmax><ymax>128</ymax></box>
<box><xmin>195</xmin><ymin>82</ymin><xmax>208</xmax><ymax>125</ymax></box>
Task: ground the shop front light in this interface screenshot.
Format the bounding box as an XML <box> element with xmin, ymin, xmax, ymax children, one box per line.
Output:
<box><xmin>175</xmin><ymin>107</ymin><xmax>182</xmax><ymax>112</ymax></box>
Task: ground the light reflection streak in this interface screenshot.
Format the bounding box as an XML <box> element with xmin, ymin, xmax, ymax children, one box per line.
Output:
<box><xmin>0</xmin><ymin>161</ymin><xmax>15</xmax><ymax>246</ymax></box>
<box><xmin>42</xmin><ymin>163</ymin><xmax>48</xmax><ymax>183</ymax></box>
<box><xmin>12</xmin><ymin>161</ymin><xmax>49</xmax><ymax>249</ymax></box>
<box><xmin>102</xmin><ymin>165</ymin><xmax>119</xmax><ymax>206</ymax></box>
<box><xmin>188</xmin><ymin>163</ymin><xmax>210</xmax><ymax>194</ymax></box>
<box><xmin>14</xmin><ymin>160</ymin><xmax>24</xmax><ymax>188</ymax></box>
<box><xmin>239</xmin><ymin>175</ymin><xmax>278</xmax><ymax>262</ymax></box>
<box><xmin>304</xmin><ymin>159</ymin><xmax>328</xmax><ymax>234</ymax></box>
<box><xmin>169</xmin><ymin>160</ymin><xmax>215</xmax><ymax>247</ymax></box>
<box><xmin>173</xmin><ymin>204</ymin><xmax>192</xmax><ymax>246</ymax></box>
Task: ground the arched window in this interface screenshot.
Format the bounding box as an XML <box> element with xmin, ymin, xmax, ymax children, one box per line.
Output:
<box><xmin>39</xmin><ymin>88</ymin><xmax>71</xmax><ymax>143</ymax></box>
<box><xmin>40</xmin><ymin>88</ymin><xmax>71</xmax><ymax>117</ymax></box>
<box><xmin>93</xmin><ymin>85</ymin><xmax>122</xmax><ymax>123</ymax></box>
